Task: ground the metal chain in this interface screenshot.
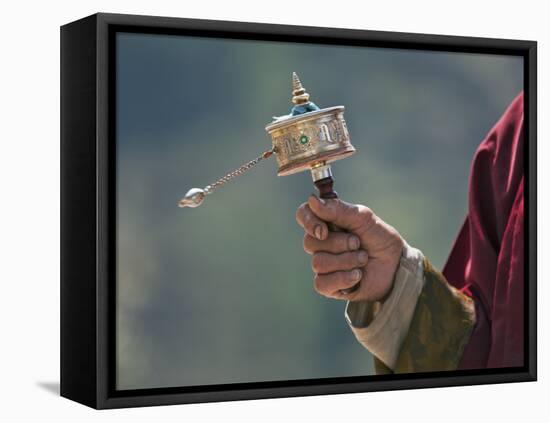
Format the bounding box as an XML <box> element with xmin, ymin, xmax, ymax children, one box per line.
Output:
<box><xmin>203</xmin><ymin>148</ymin><xmax>275</xmax><ymax>195</ymax></box>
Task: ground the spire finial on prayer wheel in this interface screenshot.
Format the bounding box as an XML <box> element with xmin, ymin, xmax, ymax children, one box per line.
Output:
<box><xmin>291</xmin><ymin>72</ymin><xmax>310</xmax><ymax>105</ymax></box>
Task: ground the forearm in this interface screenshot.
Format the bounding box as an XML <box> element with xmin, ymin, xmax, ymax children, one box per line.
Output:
<box><xmin>345</xmin><ymin>243</ymin><xmax>425</xmax><ymax>369</ymax></box>
<box><xmin>345</xmin><ymin>244</ymin><xmax>476</xmax><ymax>373</ymax></box>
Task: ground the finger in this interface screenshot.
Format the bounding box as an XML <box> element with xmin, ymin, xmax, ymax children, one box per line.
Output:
<box><xmin>332</xmin><ymin>283</ymin><xmax>362</xmax><ymax>300</ymax></box>
<box><xmin>303</xmin><ymin>232</ymin><xmax>361</xmax><ymax>255</ymax></box>
<box><xmin>311</xmin><ymin>250</ymin><xmax>368</xmax><ymax>274</ymax></box>
<box><xmin>296</xmin><ymin>202</ymin><xmax>328</xmax><ymax>240</ymax></box>
<box><xmin>307</xmin><ymin>195</ymin><xmax>375</xmax><ymax>234</ymax></box>
<box><xmin>314</xmin><ymin>268</ymin><xmax>363</xmax><ymax>298</ymax></box>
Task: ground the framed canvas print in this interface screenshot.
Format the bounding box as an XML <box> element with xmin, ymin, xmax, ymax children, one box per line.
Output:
<box><xmin>60</xmin><ymin>12</ymin><xmax>537</xmax><ymax>409</ymax></box>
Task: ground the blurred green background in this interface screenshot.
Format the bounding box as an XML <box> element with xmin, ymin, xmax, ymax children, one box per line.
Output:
<box><xmin>115</xmin><ymin>32</ymin><xmax>522</xmax><ymax>390</ymax></box>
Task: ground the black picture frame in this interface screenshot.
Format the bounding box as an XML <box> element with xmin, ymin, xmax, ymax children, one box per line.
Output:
<box><xmin>60</xmin><ymin>12</ymin><xmax>537</xmax><ymax>409</ymax></box>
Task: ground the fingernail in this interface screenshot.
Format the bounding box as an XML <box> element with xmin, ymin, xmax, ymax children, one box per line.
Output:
<box><xmin>314</xmin><ymin>225</ymin><xmax>323</xmax><ymax>240</ymax></box>
<box><xmin>358</xmin><ymin>250</ymin><xmax>368</xmax><ymax>264</ymax></box>
<box><xmin>351</xmin><ymin>269</ymin><xmax>362</xmax><ymax>282</ymax></box>
<box><xmin>348</xmin><ymin>236</ymin><xmax>360</xmax><ymax>250</ymax></box>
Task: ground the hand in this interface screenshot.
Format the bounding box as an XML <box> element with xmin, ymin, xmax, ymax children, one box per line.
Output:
<box><xmin>296</xmin><ymin>195</ymin><xmax>404</xmax><ymax>302</ymax></box>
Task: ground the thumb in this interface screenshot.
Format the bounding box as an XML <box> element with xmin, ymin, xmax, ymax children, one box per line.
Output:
<box><xmin>307</xmin><ymin>195</ymin><xmax>368</xmax><ymax>233</ymax></box>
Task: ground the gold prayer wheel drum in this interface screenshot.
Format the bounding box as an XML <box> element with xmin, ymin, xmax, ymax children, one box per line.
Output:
<box><xmin>266</xmin><ymin>106</ymin><xmax>355</xmax><ymax>176</ymax></box>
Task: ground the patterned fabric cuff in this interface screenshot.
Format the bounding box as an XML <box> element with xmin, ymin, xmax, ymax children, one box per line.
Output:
<box><xmin>344</xmin><ymin>243</ymin><xmax>425</xmax><ymax>369</ymax></box>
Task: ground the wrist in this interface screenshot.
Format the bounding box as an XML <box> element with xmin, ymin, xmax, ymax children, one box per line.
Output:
<box><xmin>385</xmin><ymin>238</ymin><xmax>406</xmax><ymax>299</ymax></box>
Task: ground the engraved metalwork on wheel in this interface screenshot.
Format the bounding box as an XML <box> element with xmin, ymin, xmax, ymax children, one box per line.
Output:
<box><xmin>266</xmin><ymin>106</ymin><xmax>355</xmax><ymax>176</ymax></box>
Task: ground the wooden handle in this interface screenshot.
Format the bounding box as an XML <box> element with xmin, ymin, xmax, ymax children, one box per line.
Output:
<box><xmin>313</xmin><ymin>175</ymin><xmax>360</xmax><ymax>295</ymax></box>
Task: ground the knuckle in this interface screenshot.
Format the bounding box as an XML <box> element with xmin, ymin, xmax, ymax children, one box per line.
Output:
<box><xmin>311</xmin><ymin>253</ymin><xmax>324</xmax><ymax>272</ymax></box>
<box><xmin>313</xmin><ymin>274</ymin><xmax>323</xmax><ymax>293</ymax></box>
<box><xmin>343</xmin><ymin>202</ymin><xmax>361</xmax><ymax>217</ymax></box>
<box><xmin>357</xmin><ymin>205</ymin><xmax>376</xmax><ymax>231</ymax></box>
<box><xmin>303</xmin><ymin>210</ymin><xmax>313</xmax><ymax>227</ymax></box>
<box><xmin>295</xmin><ymin>203</ymin><xmax>306</xmax><ymax>223</ymax></box>
<box><xmin>339</xmin><ymin>202</ymin><xmax>373</xmax><ymax>231</ymax></box>
<box><xmin>358</xmin><ymin>205</ymin><xmax>374</xmax><ymax>222</ymax></box>
<box><xmin>303</xmin><ymin>235</ymin><xmax>313</xmax><ymax>254</ymax></box>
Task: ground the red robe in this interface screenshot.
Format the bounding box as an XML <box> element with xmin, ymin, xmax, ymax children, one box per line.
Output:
<box><xmin>443</xmin><ymin>92</ymin><xmax>525</xmax><ymax>369</ymax></box>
